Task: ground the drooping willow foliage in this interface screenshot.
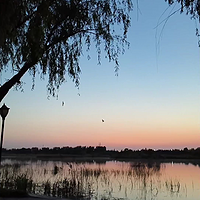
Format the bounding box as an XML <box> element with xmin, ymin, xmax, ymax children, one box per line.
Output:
<box><xmin>0</xmin><ymin>0</ymin><xmax>199</xmax><ymax>102</ymax></box>
<box><xmin>166</xmin><ymin>0</ymin><xmax>200</xmax><ymax>46</ymax></box>
<box><xmin>0</xmin><ymin>0</ymin><xmax>132</xmax><ymax>100</ymax></box>
<box><xmin>166</xmin><ymin>0</ymin><xmax>199</xmax><ymax>17</ymax></box>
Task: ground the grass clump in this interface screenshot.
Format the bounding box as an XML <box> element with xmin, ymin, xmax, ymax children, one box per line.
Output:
<box><xmin>0</xmin><ymin>163</ymin><xmax>33</xmax><ymax>197</ymax></box>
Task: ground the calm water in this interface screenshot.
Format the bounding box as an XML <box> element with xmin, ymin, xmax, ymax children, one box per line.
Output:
<box><xmin>1</xmin><ymin>159</ymin><xmax>200</xmax><ymax>200</ymax></box>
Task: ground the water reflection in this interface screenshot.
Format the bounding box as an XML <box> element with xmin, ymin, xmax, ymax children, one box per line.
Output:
<box><xmin>0</xmin><ymin>160</ymin><xmax>200</xmax><ymax>200</ymax></box>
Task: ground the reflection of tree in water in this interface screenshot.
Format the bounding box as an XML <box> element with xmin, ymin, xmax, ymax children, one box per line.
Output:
<box><xmin>129</xmin><ymin>162</ymin><xmax>163</xmax><ymax>200</ymax></box>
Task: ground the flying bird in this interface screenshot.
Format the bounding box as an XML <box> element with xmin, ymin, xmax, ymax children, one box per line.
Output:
<box><xmin>102</xmin><ymin>119</ymin><xmax>105</xmax><ymax>122</ymax></box>
<box><xmin>62</xmin><ymin>101</ymin><xmax>65</xmax><ymax>106</ymax></box>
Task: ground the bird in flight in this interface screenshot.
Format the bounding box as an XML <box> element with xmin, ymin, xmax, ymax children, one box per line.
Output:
<box><xmin>102</xmin><ymin>119</ymin><xmax>105</xmax><ymax>122</ymax></box>
<box><xmin>62</xmin><ymin>101</ymin><xmax>65</xmax><ymax>106</ymax></box>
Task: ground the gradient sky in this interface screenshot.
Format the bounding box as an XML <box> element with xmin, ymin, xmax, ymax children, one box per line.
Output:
<box><xmin>1</xmin><ymin>0</ymin><xmax>200</xmax><ymax>150</ymax></box>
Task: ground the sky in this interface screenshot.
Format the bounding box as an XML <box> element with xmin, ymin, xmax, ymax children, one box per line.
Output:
<box><xmin>1</xmin><ymin>0</ymin><xmax>200</xmax><ymax>150</ymax></box>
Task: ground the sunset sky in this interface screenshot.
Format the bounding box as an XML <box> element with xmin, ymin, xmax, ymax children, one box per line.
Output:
<box><xmin>1</xmin><ymin>0</ymin><xmax>200</xmax><ymax>150</ymax></box>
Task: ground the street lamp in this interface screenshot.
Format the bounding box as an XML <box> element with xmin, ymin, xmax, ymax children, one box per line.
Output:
<box><xmin>0</xmin><ymin>103</ymin><xmax>10</xmax><ymax>164</ymax></box>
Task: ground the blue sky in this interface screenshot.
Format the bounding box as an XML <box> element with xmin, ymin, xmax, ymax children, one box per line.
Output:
<box><xmin>2</xmin><ymin>0</ymin><xmax>200</xmax><ymax>150</ymax></box>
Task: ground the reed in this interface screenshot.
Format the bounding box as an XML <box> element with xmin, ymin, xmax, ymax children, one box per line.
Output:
<box><xmin>0</xmin><ymin>161</ymin><xmax>186</xmax><ymax>200</ymax></box>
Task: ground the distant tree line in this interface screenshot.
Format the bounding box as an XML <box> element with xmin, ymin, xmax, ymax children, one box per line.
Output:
<box><xmin>2</xmin><ymin>146</ymin><xmax>107</xmax><ymax>156</ymax></box>
<box><xmin>2</xmin><ymin>146</ymin><xmax>200</xmax><ymax>160</ymax></box>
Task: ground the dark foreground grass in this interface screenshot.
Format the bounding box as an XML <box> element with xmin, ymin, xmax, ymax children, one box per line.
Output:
<box><xmin>0</xmin><ymin>187</ymin><xmax>29</xmax><ymax>197</ymax></box>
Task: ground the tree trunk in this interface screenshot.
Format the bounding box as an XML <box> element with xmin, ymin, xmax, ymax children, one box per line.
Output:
<box><xmin>0</xmin><ymin>61</ymin><xmax>36</xmax><ymax>103</ymax></box>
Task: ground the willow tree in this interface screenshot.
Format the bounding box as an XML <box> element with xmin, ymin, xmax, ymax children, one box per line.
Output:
<box><xmin>0</xmin><ymin>0</ymin><xmax>132</xmax><ymax>102</ymax></box>
<box><xmin>166</xmin><ymin>0</ymin><xmax>200</xmax><ymax>17</ymax></box>
<box><xmin>165</xmin><ymin>0</ymin><xmax>200</xmax><ymax>45</ymax></box>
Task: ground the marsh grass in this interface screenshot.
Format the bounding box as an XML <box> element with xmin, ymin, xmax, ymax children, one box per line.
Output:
<box><xmin>165</xmin><ymin>179</ymin><xmax>181</xmax><ymax>194</ymax></box>
<box><xmin>0</xmin><ymin>163</ymin><xmax>94</xmax><ymax>199</ymax></box>
<box><xmin>0</xmin><ymin>161</ymin><xmax>186</xmax><ymax>200</ymax></box>
<box><xmin>0</xmin><ymin>164</ymin><xmax>33</xmax><ymax>192</ymax></box>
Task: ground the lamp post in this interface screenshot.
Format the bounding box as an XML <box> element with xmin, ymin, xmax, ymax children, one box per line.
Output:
<box><xmin>0</xmin><ymin>104</ymin><xmax>10</xmax><ymax>164</ymax></box>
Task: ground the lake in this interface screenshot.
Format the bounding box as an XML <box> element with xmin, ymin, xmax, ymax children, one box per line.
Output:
<box><xmin>1</xmin><ymin>159</ymin><xmax>200</xmax><ymax>200</ymax></box>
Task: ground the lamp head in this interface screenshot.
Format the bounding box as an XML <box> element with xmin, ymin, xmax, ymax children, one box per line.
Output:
<box><xmin>0</xmin><ymin>104</ymin><xmax>10</xmax><ymax>120</ymax></box>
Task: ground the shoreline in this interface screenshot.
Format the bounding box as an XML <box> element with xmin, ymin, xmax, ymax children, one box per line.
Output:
<box><xmin>2</xmin><ymin>154</ymin><xmax>200</xmax><ymax>165</ymax></box>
